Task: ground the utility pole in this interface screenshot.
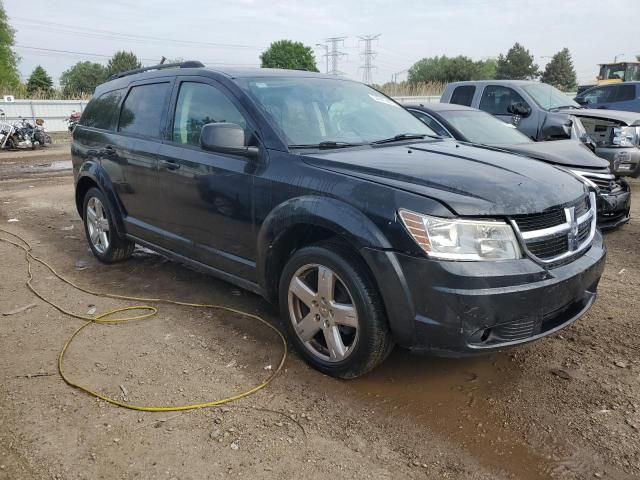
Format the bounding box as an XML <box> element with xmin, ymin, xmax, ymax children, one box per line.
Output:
<box><xmin>315</xmin><ymin>43</ymin><xmax>329</xmax><ymax>74</ymax></box>
<box><xmin>392</xmin><ymin>69</ymin><xmax>408</xmax><ymax>83</ymax></box>
<box><xmin>325</xmin><ymin>37</ymin><xmax>347</xmax><ymax>75</ymax></box>
<box><xmin>358</xmin><ymin>34</ymin><xmax>380</xmax><ymax>84</ymax></box>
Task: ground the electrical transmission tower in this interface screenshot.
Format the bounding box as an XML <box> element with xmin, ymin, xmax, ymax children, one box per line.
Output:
<box><xmin>358</xmin><ymin>34</ymin><xmax>380</xmax><ymax>84</ymax></box>
<box><xmin>324</xmin><ymin>37</ymin><xmax>347</xmax><ymax>75</ymax></box>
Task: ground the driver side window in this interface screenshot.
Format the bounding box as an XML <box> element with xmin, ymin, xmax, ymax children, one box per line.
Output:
<box><xmin>479</xmin><ymin>86</ymin><xmax>528</xmax><ymax>116</ymax></box>
<box><xmin>172</xmin><ymin>82</ymin><xmax>247</xmax><ymax>147</ymax></box>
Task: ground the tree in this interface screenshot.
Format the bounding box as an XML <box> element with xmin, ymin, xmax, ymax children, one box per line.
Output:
<box><xmin>541</xmin><ymin>48</ymin><xmax>577</xmax><ymax>91</ymax></box>
<box><xmin>260</xmin><ymin>40</ymin><xmax>318</xmax><ymax>71</ymax></box>
<box><xmin>408</xmin><ymin>55</ymin><xmax>496</xmax><ymax>84</ymax></box>
<box><xmin>496</xmin><ymin>43</ymin><xmax>539</xmax><ymax>80</ymax></box>
<box><xmin>0</xmin><ymin>1</ymin><xmax>20</xmax><ymax>87</ymax></box>
<box><xmin>60</xmin><ymin>61</ymin><xmax>107</xmax><ymax>95</ymax></box>
<box><xmin>26</xmin><ymin>65</ymin><xmax>53</xmax><ymax>94</ymax></box>
<box><xmin>106</xmin><ymin>50</ymin><xmax>141</xmax><ymax>77</ymax></box>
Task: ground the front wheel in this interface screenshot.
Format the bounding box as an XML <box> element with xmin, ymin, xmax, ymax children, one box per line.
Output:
<box><xmin>82</xmin><ymin>187</ymin><xmax>134</xmax><ymax>263</ymax></box>
<box><xmin>279</xmin><ymin>242</ymin><xmax>394</xmax><ymax>379</ymax></box>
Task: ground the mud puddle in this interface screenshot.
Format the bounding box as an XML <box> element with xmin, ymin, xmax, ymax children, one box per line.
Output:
<box><xmin>0</xmin><ymin>159</ymin><xmax>72</xmax><ymax>179</ymax></box>
<box><xmin>348</xmin><ymin>350</ymin><xmax>555</xmax><ymax>479</ymax></box>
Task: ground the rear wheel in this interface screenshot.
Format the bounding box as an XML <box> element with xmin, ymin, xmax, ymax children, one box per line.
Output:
<box><xmin>82</xmin><ymin>187</ymin><xmax>134</xmax><ymax>263</ymax></box>
<box><xmin>279</xmin><ymin>242</ymin><xmax>394</xmax><ymax>378</ymax></box>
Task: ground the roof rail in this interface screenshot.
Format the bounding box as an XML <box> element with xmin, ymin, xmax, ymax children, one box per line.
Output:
<box><xmin>107</xmin><ymin>60</ymin><xmax>205</xmax><ymax>81</ymax></box>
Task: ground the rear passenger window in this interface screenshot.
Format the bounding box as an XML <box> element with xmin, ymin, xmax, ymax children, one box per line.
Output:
<box><xmin>615</xmin><ymin>85</ymin><xmax>636</xmax><ymax>102</ymax></box>
<box><xmin>118</xmin><ymin>83</ymin><xmax>170</xmax><ymax>138</ymax></box>
<box><xmin>479</xmin><ymin>86</ymin><xmax>528</xmax><ymax>115</ymax></box>
<box><xmin>450</xmin><ymin>86</ymin><xmax>475</xmax><ymax>107</ymax></box>
<box><xmin>80</xmin><ymin>89</ymin><xmax>125</xmax><ymax>130</ymax></box>
<box><xmin>172</xmin><ymin>82</ymin><xmax>247</xmax><ymax>146</ymax></box>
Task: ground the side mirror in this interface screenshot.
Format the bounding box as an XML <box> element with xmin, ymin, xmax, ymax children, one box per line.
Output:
<box><xmin>507</xmin><ymin>102</ymin><xmax>532</xmax><ymax>118</ymax></box>
<box><xmin>574</xmin><ymin>97</ymin><xmax>588</xmax><ymax>106</ymax></box>
<box><xmin>200</xmin><ymin>122</ymin><xmax>259</xmax><ymax>158</ymax></box>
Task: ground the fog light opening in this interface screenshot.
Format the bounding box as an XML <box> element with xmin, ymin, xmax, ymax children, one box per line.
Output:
<box><xmin>480</xmin><ymin>328</ymin><xmax>492</xmax><ymax>342</ymax></box>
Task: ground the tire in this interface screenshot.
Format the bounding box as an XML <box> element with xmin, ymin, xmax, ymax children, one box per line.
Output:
<box><xmin>279</xmin><ymin>241</ymin><xmax>394</xmax><ymax>379</ymax></box>
<box><xmin>82</xmin><ymin>187</ymin><xmax>134</xmax><ymax>263</ymax></box>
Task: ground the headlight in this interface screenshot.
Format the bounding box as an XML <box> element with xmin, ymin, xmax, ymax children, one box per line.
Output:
<box><xmin>398</xmin><ymin>210</ymin><xmax>522</xmax><ymax>261</ymax></box>
<box><xmin>612</xmin><ymin>126</ymin><xmax>640</xmax><ymax>147</ymax></box>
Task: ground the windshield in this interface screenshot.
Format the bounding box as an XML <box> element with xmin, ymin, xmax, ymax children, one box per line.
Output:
<box><xmin>522</xmin><ymin>83</ymin><xmax>580</xmax><ymax>110</ymax></box>
<box><xmin>239</xmin><ymin>77</ymin><xmax>436</xmax><ymax>146</ymax></box>
<box><xmin>441</xmin><ymin>110</ymin><xmax>533</xmax><ymax>145</ymax></box>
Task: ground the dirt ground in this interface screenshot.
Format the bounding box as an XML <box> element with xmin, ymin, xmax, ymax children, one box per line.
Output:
<box><xmin>1</xmin><ymin>148</ymin><xmax>639</xmax><ymax>480</ymax></box>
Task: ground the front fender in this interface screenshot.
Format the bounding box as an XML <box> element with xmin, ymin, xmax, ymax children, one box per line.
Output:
<box><xmin>256</xmin><ymin>195</ymin><xmax>418</xmax><ymax>345</ymax></box>
<box><xmin>257</xmin><ymin>195</ymin><xmax>392</xmax><ymax>289</ymax></box>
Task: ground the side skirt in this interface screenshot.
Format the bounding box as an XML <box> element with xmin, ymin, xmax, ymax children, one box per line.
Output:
<box><xmin>126</xmin><ymin>234</ymin><xmax>265</xmax><ymax>297</ymax></box>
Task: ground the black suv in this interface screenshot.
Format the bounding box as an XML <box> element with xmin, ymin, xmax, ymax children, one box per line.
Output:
<box><xmin>72</xmin><ymin>62</ymin><xmax>606</xmax><ymax>378</ymax></box>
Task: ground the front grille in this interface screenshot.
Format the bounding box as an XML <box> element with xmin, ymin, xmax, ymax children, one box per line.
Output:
<box><xmin>574</xmin><ymin>196</ymin><xmax>590</xmax><ymax>217</ymax></box>
<box><xmin>512</xmin><ymin>192</ymin><xmax>596</xmax><ymax>265</ymax></box>
<box><xmin>492</xmin><ymin>318</ymin><xmax>536</xmax><ymax>341</ymax></box>
<box><xmin>527</xmin><ymin>235</ymin><xmax>569</xmax><ymax>259</ymax></box>
<box><xmin>514</xmin><ymin>209</ymin><xmax>565</xmax><ymax>232</ymax></box>
<box><xmin>512</xmin><ymin>196</ymin><xmax>588</xmax><ymax>233</ymax></box>
<box><xmin>575</xmin><ymin>170</ymin><xmax>622</xmax><ymax>195</ymax></box>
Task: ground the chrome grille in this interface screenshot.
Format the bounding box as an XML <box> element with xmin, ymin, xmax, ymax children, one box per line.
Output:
<box><xmin>571</xmin><ymin>170</ymin><xmax>622</xmax><ymax>195</ymax></box>
<box><xmin>511</xmin><ymin>192</ymin><xmax>597</xmax><ymax>264</ymax></box>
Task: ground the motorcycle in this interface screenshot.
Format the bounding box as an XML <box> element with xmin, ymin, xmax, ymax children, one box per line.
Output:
<box><xmin>67</xmin><ymin>111</ymin><xmax>81</xmax><ymax>132</ymax></box>
<box><xmin>0</xmin><ymin>111</ymin><xmax>51</xmax><ymax>150</ymax></box>
<box><xmin>33</xmin><ymin>118</ymin><xmax>52</xmax><ymax>147</ymax></box>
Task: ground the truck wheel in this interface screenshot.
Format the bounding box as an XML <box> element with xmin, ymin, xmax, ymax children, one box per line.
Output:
<box><xmin>279</xmin><ymin>242</ymin><xmax>394</xmax><ymax>379</ymax></box>
<box><xmin>82</xmin><ymin>187</ymin><xmax>134</xmax><ymax>263</ymax></box>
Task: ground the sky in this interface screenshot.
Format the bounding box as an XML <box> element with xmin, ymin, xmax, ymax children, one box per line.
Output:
<box><xmin>5</xmin><ymin>0</ymin><xmax>640</xmax><ymax>86</ymax></box>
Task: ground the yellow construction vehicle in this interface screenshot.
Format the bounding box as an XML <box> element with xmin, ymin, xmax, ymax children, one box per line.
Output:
<box><xmin>577</xmin><ymin>61</ymin><xmax>640</xmax><ymax>95</ymax></box>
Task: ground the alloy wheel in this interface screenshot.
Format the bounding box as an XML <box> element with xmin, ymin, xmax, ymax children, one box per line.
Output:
<box><xmin>86</xmin><ymin>196</ymin><xmax>110</xmax><ymax>254</ymax></box>
<box><xmin>288</xmin><ymin>263</ymin><xmax>359</xmax><ymax>362</ymax></box>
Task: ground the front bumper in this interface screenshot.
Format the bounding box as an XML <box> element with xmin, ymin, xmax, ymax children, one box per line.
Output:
<box><xmin>597</xmin><ymin>180</ymin><xmax>631</xmax><ymax>230</ymax></box>
<box><xmin>361</xmin><ymin>231</ymin><xmax>606</xmax><ymax>354</ymax></box>
<box><xmin>595</xmin><ymin>146</ymin><xmax>640</xmax><ymax>178</ymax></box>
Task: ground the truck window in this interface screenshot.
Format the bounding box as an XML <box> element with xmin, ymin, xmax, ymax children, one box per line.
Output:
<box><xmin>118</xmin><ymin>83</ymin><xmax>170</xmax><ymax>138</ymax></box>
<box><xmin>615</xmin><ymin>84</ymin><xmax>636</xmax><ymax>102</ymax></box>
<box><xmin>449</xmin><ymin>86</ymin><xmax>475</xmax><ymax>107</ymax></box>
<box><xmin>80</xmin><ymin>88</ymin><xmax>125</xmax><ymax>130</ymax></box>
<box><xmin>580</xmin><ymin>86</ymin><xmax>615</xmax><ymax>105</ymax></box>
<box><xmin>479</xmin><ymin>86</ymin><xmax>528</xmax><ymax>115</ymax></box>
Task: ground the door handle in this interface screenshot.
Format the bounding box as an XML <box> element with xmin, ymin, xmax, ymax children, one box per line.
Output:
<box><xmin>160</xmin><ymin>159</ymin><xmax>180</xmax><ymax>170</ymax></box>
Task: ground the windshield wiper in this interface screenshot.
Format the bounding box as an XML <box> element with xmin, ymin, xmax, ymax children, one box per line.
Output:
<box><xmin>549</xmin><ymin>105</ymin><xmax>582</xmax><ymax>111</ymax></box>
<box><xmin>289</xmin><ymin>141</ymin><xmax>364</xmax><ymax>150</ymax></box>
<box><xmin>371</xmin><ymin>133</ymin><xmax>427</xmax><ymax>145</ymax></box>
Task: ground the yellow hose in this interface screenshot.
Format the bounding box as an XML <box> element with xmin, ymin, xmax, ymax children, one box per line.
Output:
<box><xmin>0</xmin><ymin>227</ymin><xmax>287</xmax><ymax>412</ymax></box>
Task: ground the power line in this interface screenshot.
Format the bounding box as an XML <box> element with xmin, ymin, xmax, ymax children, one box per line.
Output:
<box><xmin>13</xmin><ymin>45</ymin><xmax>259</xmax><ymax>67</ymax></box>
<box><xmin>358</xmin><ymin>34</ymin><xmax>380</xmax><ymax>84</ymax></box>
<box><xmin>324</xmin><ymin>37</ymin><xmax>347</xmax><ymax>75</ymax></box>
<box><xmin>11</xmin><ymin>17</ymin><xmax>266</xmax><ymax>50</ymax></box>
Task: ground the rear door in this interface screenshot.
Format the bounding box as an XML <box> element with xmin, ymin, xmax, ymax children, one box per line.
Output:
<box><xmin>111</xmin><ymin>80</ymin><xmax>173</xmax><ymax>242</ymax></box>
<box><xmin>608</xmin><ymin>84</ymin><xmax>639</xmax><ymax>112</ymax></box>
<box><xmin>477</xmin><ymin>85</ymin><xmax>539</xmax><ymax>139</ymax></box>
<box><xmin>156</xmin><ymin>77</ymin><xmax>260</xmax><ymax>280</ymax></box>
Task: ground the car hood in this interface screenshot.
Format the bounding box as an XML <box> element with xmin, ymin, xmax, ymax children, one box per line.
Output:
<box><xmin>492</xmin><ymin>140</ymin><xmax>610</xmax><ymax>169</ymax></box>
<box><xmin>559</xmin><ymin>108</ymin><xmax>640</xmax><ymax>126</ymax></box>
<box><xmin>302</xmin><ymin>140</ymin><xmax>587</xmax><ymax>216</ymax></box>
